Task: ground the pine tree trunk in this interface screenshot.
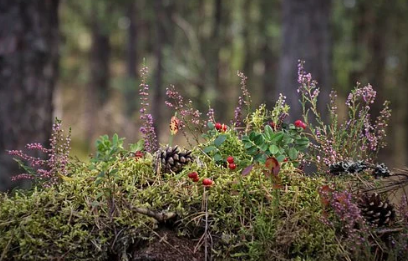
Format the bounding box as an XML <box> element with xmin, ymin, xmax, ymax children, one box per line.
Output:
<box><xmin>124</xmin><ymin>1</ymin><xmax>138</xmax><ymax>118</ymax></box>
<box><xmin>86</xmin><ymin>2</ymin><xmax>111</xmax><ymax>143</ymax></box>
<box><xmin>277</xmin><ymin>0</ymin><xmax>332</xmax><ymax>122</ymax></box>
<box><xmin>151</xmin><ymin>0</ymin><xmax>165</xmax><ymax>142</ymax></box>
<box><xmin>0</xmin><ymin>0</ymin><xmax>60</xmax><ymax>191</ymax></box>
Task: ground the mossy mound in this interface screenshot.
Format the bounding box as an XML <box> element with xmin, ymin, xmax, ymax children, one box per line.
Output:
<box><xmin>0</xmin><ymin>154</ymin><xmax>343</xmax><ymax>260</ymax></box>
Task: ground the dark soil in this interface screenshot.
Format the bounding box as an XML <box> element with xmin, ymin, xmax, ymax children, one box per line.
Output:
<box><xmin>131</xmin><ymin>229</ymin><xmax>205</xmax><ymax>261</ymax></box>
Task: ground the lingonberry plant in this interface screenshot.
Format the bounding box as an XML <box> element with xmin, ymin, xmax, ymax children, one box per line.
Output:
<box><xmin>297</xmin><ymin>60</ymin><xmax>391</xmax><ymax>171</ymax></box>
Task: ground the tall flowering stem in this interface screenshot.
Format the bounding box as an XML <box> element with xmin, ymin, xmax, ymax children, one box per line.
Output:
<box><xmin>234</xmin><ymin>71</ymin><xmax>252</xmax><ymax>134</ymax></box>
<box><xmin>297</xmin><ymin>60</ymin><xmax>391</xmax><ymax>171</ymax></box>
<box><xmin>320</xmin><ymin>189</ymin><xmax>370</xmax><ymax>253</ymax></box>
<box><xmin>139</xmin><ymin>66</ymin><xmax>158</xmax><ymax>153</ymax></box>
<box><xmin>165</xmin><ymin>85</ymin><xmax>204</xmax><ymax>144</ymax></box>
<box><xmin>7</xmin><ymin>118</ymin><xmax>71</xmax><ymax>188</ymax></box>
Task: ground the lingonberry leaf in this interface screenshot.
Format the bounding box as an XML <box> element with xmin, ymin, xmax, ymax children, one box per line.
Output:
<box><xmin>214</xmin><ymin>134</ymin><xmax>227</xmax><ymax>147</ymax></box>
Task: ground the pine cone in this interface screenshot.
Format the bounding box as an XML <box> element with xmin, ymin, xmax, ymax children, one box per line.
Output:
<box><xmin>358</xmin><ymin>193</ymin><xmax>395</xmax><ymax>227</ymax></box>
<box><xmin>156</xmin><ymin>145</ymin><xmax>193</xmax><ymax>174</ymax></box>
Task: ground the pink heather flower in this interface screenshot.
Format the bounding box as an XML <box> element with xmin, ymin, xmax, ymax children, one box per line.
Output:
<box><xmin>237</xmin><ymin>71</ymin><xmax>251</xmax><ymax>107</ymax></box>
<box><xmin>8</xmin><ymin>119</ymin><xmax>71</xmax><ymax>187</ymax></box>
<box><xmin>139</xmin><ymin>66</ymin><xmax>158</xmax><ymax>153</ymax></box>
<box><xmin>165</xmin><ymin>85</ymin><xmax>205</xmax><ymax>134</ymax></box>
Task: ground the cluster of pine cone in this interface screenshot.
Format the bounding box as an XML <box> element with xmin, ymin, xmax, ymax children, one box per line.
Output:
<box><xmin>155</xmin><ymin>145</ymin><xmax>193</xmax><ymax>174</ymax></box>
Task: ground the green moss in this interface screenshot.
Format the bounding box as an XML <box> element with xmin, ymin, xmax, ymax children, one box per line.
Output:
<box><xmin>1</xmin><ymin>155</ymin><xmax>342</xmax><ymax>260</ymax></box>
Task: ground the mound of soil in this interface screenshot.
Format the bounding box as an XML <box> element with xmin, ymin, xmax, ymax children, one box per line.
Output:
<box><xmin>132</xmin><ymin>229</ymin><xmax>204</xmax><ymax>261</ymax></box>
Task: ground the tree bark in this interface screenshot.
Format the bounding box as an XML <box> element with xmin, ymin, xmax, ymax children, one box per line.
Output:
<box><xmin>277</xmin><ymin>0</ymin><xmax>332</xmax><ymax>122</ymax></box>
<box><xmin>86</xmin><ymin>2</ymin><xmax>111</xmax><ymax>143</ymax></box>
<box><xmin>261</xmin><ymin>0</ymin><xmax>279</xmax><ymax>105</ymax></box>
<box><xmin>0</xmin><ymin>0</ymin><xmax>60</xmax><ymax>191</ymax></box>
<box><xmin>124</xmin><ymin>1</ymin><xmax>138</xmax><ymax>118</ymax></box>
<box><xmin>151</xmin><ymin>0</ymin><xmax>165</xmax><ymax>141</ymax></box>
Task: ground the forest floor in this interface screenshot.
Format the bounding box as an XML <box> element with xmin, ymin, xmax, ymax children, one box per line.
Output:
<box><xmin>131</xmin><ymin>228</ymin><xmax>204</xmax><ymax>261</ymax></box>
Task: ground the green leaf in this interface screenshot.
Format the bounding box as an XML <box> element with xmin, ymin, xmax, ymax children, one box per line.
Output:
<box><xmin>295</xmin><ymin>137</ymin><xmax>309</xmax><ymax>146</ymax></box>
<box><xmin>264</xmin><ymin>125</ymin><xmax>274</xmax><ymax>140</ymax></box>
<box><xmin>213</xmin><ymin>153</ymin><xmax>223</xmax><ymax>162</ymax></box>
<box><xmin>112</xmin><ymin>133</ymin><xmax>119</xmax><ymax>147</ymax></box>
<box><xmin>207</xmin><ymin>121</ymin><xmax>215</xmax><ymax>129</ymax></box>
<box><xmin>254</xmin><ymin>134</ymin><xmax>264</xmax><ymax>146</ymax></box>
<box><xmin>129</xmin><ymin>139</ymin><xmax>145</xmax><ymax>152</ymax></box>
<box><xmin>260</xmin><ymin>143</ymin><xmax>269</xmax><ymax>152</ymax></box>
<box><xmin>288</xmin><ymin>148</ymin><xmax>299</xmax><ymax>160</ymax></box>
<box><xmin>244</xmin><ymin>141</ymin><xmax>253</xmax><ymax>149</ymax></box>
<box><xmin>254</xmin><ymin>154</ymin><xmax>266</xmax><ymax>163</ymax></box>
<box><xmin>271</xmin><ymin>132</ymin><xmax>284</xmax><ymax>143</ymax></box>
<box><xmin>203</xmin><ymin>146</ymin><xmax>217</xmax><ymax>153</ymax></box>
<box><xmin>241</xmin><ymin>135</ymin><xmax>249</xmax><ymax>141</ymax></box>
<box><xmin>269</xmin><ymin>144</ymin><xmax>279</xmax><ymax>155</ymax></box>
<box><xmin>246</xmin><ymin>146</ymin><xmax>258</xmax><ymax>155</ymax></box>
<box><xmin>214</xmin><ymin>134</ymin><xmax>227</xmax><ymax>147</ymax></box>
<box><xmin>276</xmin><ymin>154</ymin><xmax>286</xmax><ymax>162</ymax></box>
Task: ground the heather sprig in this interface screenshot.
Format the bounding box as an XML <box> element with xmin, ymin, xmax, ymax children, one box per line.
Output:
<box><xmin>233</xmin><ymin>71</ymin><xmax>252</xmax><ymax>133</ymax></box>
<box><xmin>7</xmin><ymin>118</ymin><xmax>71</xmax><ymax>188</ymax></box>
<box><xmin>165</xmin><ymin>85</ymin><xmax>205</xmax><ymax>144</ymax></box>
<box><xmin>320</xmin><ymin>189</ymin><xmax>370</xmax><ymax>252</ymax></box>
<box><xmin>297</xmin><ymin>61</ymin><xmax>391</xmax><ymax>171</ymax></box>
<box><xmin>139</xmin><ymin>66</ymin><xmax>158</xmax><ymax>153</ymax></box>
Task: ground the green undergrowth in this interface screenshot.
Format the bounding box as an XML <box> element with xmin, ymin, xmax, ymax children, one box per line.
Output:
<box><xmin>0</xmin><ymin>150</ymin><xmax>345</xmax><ymax>261</ymax></box>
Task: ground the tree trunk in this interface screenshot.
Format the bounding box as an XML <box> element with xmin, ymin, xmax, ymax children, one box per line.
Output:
<box><xmin>0</xmin><ymin>0</ymin><xmax>60</xmax><ymax>191</ymax></box>
<box><xmin>151</xmin><ymin>0</ymin><xmax>165</xmax><ymax>142</ymax></box>
<box><xmin>277</xmin><ymin>0</ymin><xmax>332</xmax><ymax>122</ymax></box>
<box><xmin>124</xmin><ymin>1</ymin><xmax>138</xmax><ymax>118</ymax></box>
<box><xmin>86</xmin><ymin>2</ymin><xmax>111</xmax><ymax>143</ymax></box>
<box><xmin>212</xmin><ymin>0</ymin><xmax>223</xmax><ymax>120</ymax></box>
<box><xmin>261</xmin><ymin>0</ymin><xmax>279</xmax><ymax>105</ymax></box>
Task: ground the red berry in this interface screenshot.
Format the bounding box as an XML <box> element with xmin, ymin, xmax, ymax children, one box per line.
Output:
<box><xmin>134</xmin><ymin>151</ymin><xmax>144</xmax><ymax>161</ymax></box>
<box><xmin>229</xmin><ymin>163</ymin><xmax>237</xmax><ymax>170</ymax></box>
<box><xmin>294</xmin><ymin>120</ymin><xmax>306</xmax><ymax>129</ymax></box>
<box><xmin>188</xmin><ymin>172</ymin><xmax>198</xmax><ymax>179</ymax></box>
<box><xmin>221</xmin><ymin>124</ymin><xmax>227</xmax><ymax>132</ymax></box>
<box><xmin>202</xmin><ymin>178</ymin><xmax>213</xmax><ymax>186</ymax></box>
<box><xmin>283</xmin><ymin>158</ymin><xmax>288</xmax><ymax>162</ymax></box>
<box><xmin>192</xmin><ymin>177</ymin><xmax>200</xmax><ymax>182</ymax></box>
<box><xmin>215</xmin><ymin>122</ymin><xmax>222</xmax><ymax>130</ymax></box>
<box><xmin>227</xmin><ymin>156</ymin><xmax>234</xmax><ymax>164</ymax></box>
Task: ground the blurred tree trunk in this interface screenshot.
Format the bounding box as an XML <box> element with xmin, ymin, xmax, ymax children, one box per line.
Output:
<box><xmin>151</xmin><ymin>0</ymin><xmax>164</xmax><ymax>141</ymax></box>
<box><xmin>86</xmin><ymin>2</ymin><xmax>111</xmax><ymax>143</ymax></box>
<box><xmin>351</xmin><ymin>1</ymin><xmax>389</xmax><ymax>117</ymax></box>
<box><xmin>210</xmin><ymin>0</ymin><xmax>223</xmax><ymax>120</ymax></box>
<box><xmin>124</xmin><ymin>1</ymin><xmax>138</xmax><ymax>118</ymax></box>
<box><xmin>0</xmin><ymin>0</ymin><xmax>60</xmax><ymax>191</ymax></box>
<box><xmin>277</xmin><ymin>0</ymin><xmax>332</xmax><ymax>122</ymax></box>
<box><xmin>350</xmin><ymin>1</ymin><xmax>393</xmax><ymax>165</ymax></box>
<box><xmin>261</xmin><ymin>0</ymin><xmax>279</xmax><ymax>104</ymax></box>
<box><xmin>243</xmin><ymin>0</ymin><xmax>253</xmax><ymax>83</ymax></box>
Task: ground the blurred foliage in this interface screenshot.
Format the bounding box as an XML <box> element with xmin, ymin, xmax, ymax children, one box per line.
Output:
<box><xmin>56</xmin><ymin>0</ymin><xmax>408</xmax><ymax>166</ymax></box>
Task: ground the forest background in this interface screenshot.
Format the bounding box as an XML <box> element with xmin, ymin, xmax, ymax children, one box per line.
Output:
<box><xmin>1</xmin><ymin>0</ymin><xmax>408</xmax><ymax>191</ymax></box>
